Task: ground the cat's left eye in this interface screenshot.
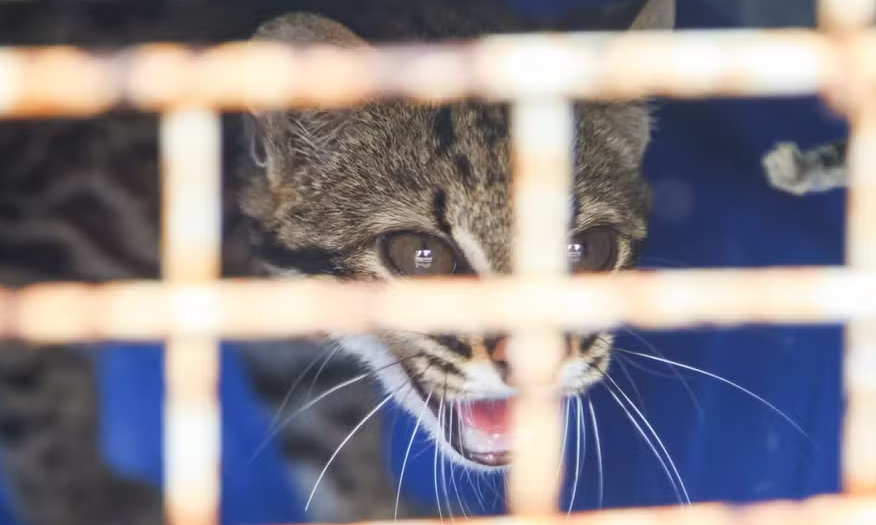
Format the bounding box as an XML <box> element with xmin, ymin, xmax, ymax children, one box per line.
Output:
<box><xmin>380</xmin><ymin>232</ymin><xmax>458</xmax><ymax>276</ymax></box>
<box><xmin>568</xmin><ymin>227</ymin><xmax>618</xmax><ymax>272</ymax></box>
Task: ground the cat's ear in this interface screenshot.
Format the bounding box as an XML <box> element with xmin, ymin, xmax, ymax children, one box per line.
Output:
<box><xmin>244</xmin><ymin>13</ymin><xmax>369</xmax><ymax>185</ymax></box>
<box><xmin>251</xmin><ymin>12</ymin><xmax>367</xmax><ymax>47</ymax></box>
<box><xmin>629</xmin><ymin>0</ymin><xmax>675</xmax><ymax>31</ymax></box>
<box><xmin>544</xmin><ymin>0</ymin><xmax>675</xmax><ymax>33</ymax></box>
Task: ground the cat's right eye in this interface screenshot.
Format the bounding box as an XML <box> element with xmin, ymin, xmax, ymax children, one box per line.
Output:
<box><xmin>380</xmin><ymin>232</ymin><xmax>458</xmax><ymax>276</ymax></box>
<box><xmin>568</xmin><ymin>227</ymin><xmax>618</xmax><ymax>273</ymax></box>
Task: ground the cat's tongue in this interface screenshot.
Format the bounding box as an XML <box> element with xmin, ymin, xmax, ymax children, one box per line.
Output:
<box><xmin>456</xmin><ymin>399</ymin><xmax>510</xmax><ymax>462</ymax></box>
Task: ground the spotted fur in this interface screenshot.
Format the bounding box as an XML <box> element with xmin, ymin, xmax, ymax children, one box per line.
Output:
<box><xmin>243</xmin><ymin>0</ymin><xmax>673</xmax><ymax>470</ymax></box>
<box><xmin>0</xmin><ymin>0</ymin><xmax>673</xmax><ymax>523</ymax></box>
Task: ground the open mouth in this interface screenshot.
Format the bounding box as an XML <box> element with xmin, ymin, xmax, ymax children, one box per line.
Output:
<box><xmin>429</xmin><ymin>397</ymin><xmax>511</xmax><ymax>467</ymax></box>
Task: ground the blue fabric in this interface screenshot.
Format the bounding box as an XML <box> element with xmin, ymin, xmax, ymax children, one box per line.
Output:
<box><xmin>97</xmin><ymin>343</ymin><xmax>307</xmax><ymax>525</ymax></box>
<box><xmin>0</xmin><ymin>1</ymin><xmax>846</xmax><ymax>523</ymax></box>
<box><xmin>389</xmin><ymin>0</ymin><xmax>845</xmax><ymax>515</ymax></box>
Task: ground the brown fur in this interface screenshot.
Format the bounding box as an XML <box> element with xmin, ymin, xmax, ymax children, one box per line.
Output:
<box><xmin>0</xmin><ymin>0</ymin><xmax>674</xmax><ymax>523</ymax></box>
<box><xmin>241</xmin><ymin>0</ymin><xmax>674</xmax><ymax>468</ymax></box>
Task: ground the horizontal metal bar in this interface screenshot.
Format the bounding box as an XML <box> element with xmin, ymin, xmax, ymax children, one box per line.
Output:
<box><xmin>253</xmin><ymin>495</ymin><xmax>874</xmax><ymax>525</ymax></box>
<box><xmin>1</xmin><ymin>266</ymin><xmax>873</xmax><ymax>343</ymax></box>
<box><xmin>0</xmin><ymin>29</ymin><xmax>873</xmax><ymax>118</ymax></box>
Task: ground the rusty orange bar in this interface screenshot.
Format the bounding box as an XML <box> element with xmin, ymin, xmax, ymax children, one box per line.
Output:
<box><xmin>246</xmin><ymin>495</ymin><xmax>876</xmax><ymax>525</ymax></box>
<box><xmin>818</xmin><ymin>0</ymin><xmax>876</xmax><ymax>31</ymax></box>
<box><xmin>843</xmin><ymin>104</ymin><xmax>876</xmax><ymax>496</ymax></box>
<box><xmin>160</xmin><ymin>108</ymin><xmax>222</xmax><ymax>525</ymax></box>
<box><xmin>506</xmin><ymin>99</ymin><xmax>574</xmax><ymax>514</ymax></box>
<box><xmin>0</xmin><ymin>29</ymin><xmax>871</xmax><ymax>118</ymax></box>
<box><xmin>2</xmin><ymin>266</ymin><xmax>875</xmax><ymax>343</ymax></box>
<box><xmin>813</xmin><ymin>0</ymin><xmax>876</xmax><ymax>498</ymax></box>
<box><xmin>814</xmin><ymin>0</ymin><xmax>875</xmax><ymax>117</ymax></box>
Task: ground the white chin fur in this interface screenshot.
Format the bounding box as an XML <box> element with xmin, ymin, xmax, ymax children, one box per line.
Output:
<box><xmin>333</xmin><ymin>334</ymin><xmax>506</xmax><ymax>472</ymax></box>
<box><xmin>332</xmin><ymin>333</ymin><xmax>607</xmax><ymax>472</ymax></box>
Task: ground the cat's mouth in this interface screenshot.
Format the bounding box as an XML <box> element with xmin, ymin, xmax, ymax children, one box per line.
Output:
<box><xmin>429</xmin><ymin>396</ymin><xmax>511</xmax><ymax>467</ymax></box>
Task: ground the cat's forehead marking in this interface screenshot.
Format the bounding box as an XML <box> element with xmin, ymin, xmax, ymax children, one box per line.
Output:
<box><xmin>431</xmin><ymin>189</ymin><xmax>453</xmax><ymax>234</ymax></box>
<box><xmin>452</xmin><ymin>227</ymin><xmax>493</xmax><ymax>274</ymax></box>
<box><xmin>433</xmin><ymin>108</ymin><xmax>456</xmax><ymax>156</ymax></box>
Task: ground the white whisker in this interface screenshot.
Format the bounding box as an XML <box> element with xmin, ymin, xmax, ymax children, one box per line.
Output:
<box><xmin>266</xmin><ymin>344</ymin><xmax>334</xmax><ymax>436</ymax></box>
<box><xmin>463</xmin><ymin>442</ymin><xmax>488</xmax><ymax>514</ymax></box>
<box><xmin>469</xmin><ymin>469</ymin><xmax>487</xmax><ymax>514</ymax></box>
<box><xmin>249</xmin><ymin>372</ymin><xmax>371</xmax><ymax>463</ymax></box>
<box><xmin>616</xmin><ymin>330</ymin><xmax>703</xmax><ymax>414</ymax></box>
<box><xmin>483</xmin><ymin>468</ymin><xmax>503</xmax><ymax>510</ymax></box>
<box><xmin>433</xmin><ymin>400</ymin><xmax>445</xmax><ymax>523</ymax></box>
<box><xmin>604</xmin><ymin>378</ymin><xmax>690</xmax><ymax>505</ymax></box>
<box><xmin>448</xmin><ymin>404</ymin><xmax>470</xmax><ymax>519</ymax></box>
<box><xmin>588</xmin><ymin>399</ymin><xmax>604</xmax><ymax>509</ymax></box>
<box><xmin>304</xmin><ymin>343</ymin><xmax>344</xmax><ymax>398</ymax></box>
<box><xmin>617</xmin><ymin>349</ymin><xmax>807</xmax><ymax>438</ymax></box>
<box><xmin>614</xmin><ymin>357</ymin><xmax>649</xmax><ymax>418</ymax></box>
<box><xmin>567</xmin><ymin>396</ymin><xmax>584</xmax><ymax>517</ymax></box>
<box><xmin>395</xmin><ymin>391</ymin><xmax>433</xmax><ymax>521</ymax></box>
<box><xmin>439</xmin><ymin>397</ymin><xmax>456</xmax><ymax>521</ymax></box>
<box><xmin>305</xmin><ymin>389</ymin><xmax>397</xmax><ymax>511</ymax></box>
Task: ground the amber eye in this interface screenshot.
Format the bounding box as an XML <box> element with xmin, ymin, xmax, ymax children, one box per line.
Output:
<box><xmin>381</xmin><ymin>232</ymin><xmax>458</xmax><ymax>276</ymax></box>
<box><xmin>568</xmin><ymin>227</ymin><xmax>618</xmax><ymax>272</ymax></box>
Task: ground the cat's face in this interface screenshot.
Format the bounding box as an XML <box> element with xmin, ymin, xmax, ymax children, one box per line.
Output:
<box><xmin>242</xmin><ymin>1</ymin><xmax>670</xmax><ymax>470</ymax></box>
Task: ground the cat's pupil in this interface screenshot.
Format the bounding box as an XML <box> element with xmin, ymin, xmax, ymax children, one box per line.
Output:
<box><xmin>381</xmin><ymin>232</ymin><xmax>457</xmax><ymax>276</ymax></box>
<box><xmin>568</xmin><ymin>242</ymin><xmax>586</xmax><ymax>266</ymax></box>
<box><xmin>414</xmin><ymin>248</ymin><xmax>434</xmax><ymax>270</ymax></box>
<box><xmin>568</xmin><ymin>228</ymin><xmax>618</xmax><ymax>272</ymax></box>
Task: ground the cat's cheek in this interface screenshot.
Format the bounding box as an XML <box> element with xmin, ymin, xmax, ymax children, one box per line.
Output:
<box><xmin>331</xmin><ymin>333</ymin><xmax>421</xmax><ymax>400</ymax></box>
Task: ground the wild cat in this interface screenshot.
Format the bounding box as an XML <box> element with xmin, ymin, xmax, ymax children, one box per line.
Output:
<box><xmin>240</xmin><ymin>0</ymin><xmax>675</xmax><ymax>474</ymax></box>
<box><xmin>0</xmin><ymin>0</ymin><xmax>677</xmax><ymax>524</ymax></box>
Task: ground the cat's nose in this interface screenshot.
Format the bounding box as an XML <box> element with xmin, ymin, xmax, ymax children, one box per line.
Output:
<box><xmin>485</xmin><ymin>336</ymin><xmax>576</xmax><ymax>385</ymax></box>
<box><xmin>486</xmin><ymin>337</ymin><xmax>510</xmax><ymax>382</ymax></box>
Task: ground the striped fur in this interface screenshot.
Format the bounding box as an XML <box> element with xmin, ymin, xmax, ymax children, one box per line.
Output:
<box><xmin>0</xmin><ymin>1</ymin><xmax>668</xmax><ymax>523</ymax></box>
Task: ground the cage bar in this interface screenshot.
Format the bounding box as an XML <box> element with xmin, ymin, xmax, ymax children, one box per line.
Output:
<box><xmin>4</xmin><ymin>266</ymin><xmax>876</xmax><ymax>341</ymax></box>
<box><xmin>843</xmin><ymin>104</ymin><xmax>876</xmax><ymax>495</ymax></box>
<box><xmin>0</xmin><ymin>0</ymin><xmax>873</xmax><ymax>523</ymax></box>
<box><xmin>258</xmin><ymin>495</ymin><xmax>876</xmax><ymax>525</ymax></box>
<box><xmin>506</xmin><ymin>98</ymin><xmax>574</xmax><ymax>513</ymax></box>
<box><xmin>0</xmin><ymin>29</ymin><xmax>873</xmax><ymax>118</ymax></box>
<box><xmin>160</xmin><ymin>108</ymin><xmax>223</xmax><ymax>525</ymax></box>
<box><xmin>814</xmin><ymin>0</ymin><xmax>876</xmax><ymax>498</ymax></box>
<box><xmin>818</xmin><ymin>0</ymin><xmax>876</xmax><ymax>31</ymax></box>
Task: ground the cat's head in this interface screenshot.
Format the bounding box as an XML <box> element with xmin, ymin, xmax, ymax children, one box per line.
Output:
<box><xmin>241</xmin><ymin>0</ymin><xmax>674</xmax><ymax>471</ymax></box>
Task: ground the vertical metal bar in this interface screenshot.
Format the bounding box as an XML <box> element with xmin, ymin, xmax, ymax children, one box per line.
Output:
<box><xmin>0</xmin><ymin>52</ymin><xmax>23</xmax><ymax>115</ymax></box>
<box><xmin>160</xmin><ymin>108</ymin><xmax>222</xmax><ymax>525</ymax></box>
<box><xmin>818</xmin><ymin>0</ymin><xmax>875</xmax><ymax>31</ymax></box>
<box><xmin>843</xmin><ymin>101</ymin><xmax>876</xmax><ymax>496</ymax></box>
<box><xmin>508</xmin><ymin>98</ymin><xmax>574</xmax><ymax>515</ymax></box>
<box><xmin>817</xmin><ymin>0</ymin><xmax>876</xmax><ymax>498</ymax></box>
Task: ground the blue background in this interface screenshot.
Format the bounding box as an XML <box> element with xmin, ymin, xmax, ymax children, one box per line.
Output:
<box><xmin>0</xmin><ymin>0</ymin><xmax>846</xmax><ymax>523</ymax></box>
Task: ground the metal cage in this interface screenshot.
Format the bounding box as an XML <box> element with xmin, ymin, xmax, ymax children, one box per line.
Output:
<box><xmin>0</xmin><ymin>0</ymin><xmax>874</xmax><ymax>524</ymax></box>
